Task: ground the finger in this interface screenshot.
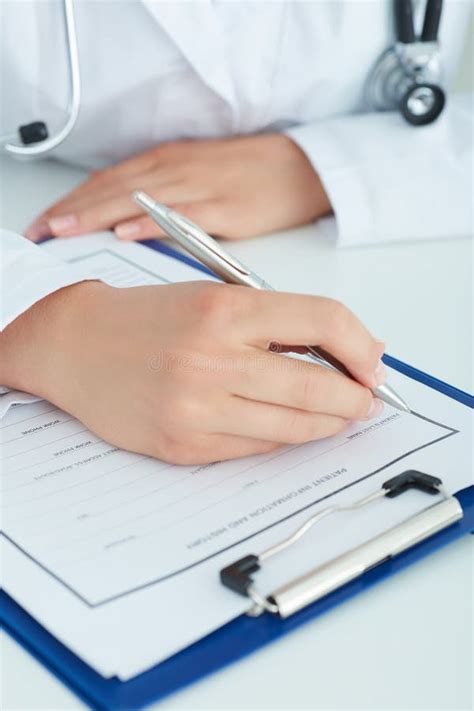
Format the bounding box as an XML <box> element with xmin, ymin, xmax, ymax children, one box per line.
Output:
<box><xmin>24</xmin><ymin>161</ymin><xmax>183</xmax><ymax>239</ymax></box>
<box><xmin>115</xmin><ymin>215</ymin><xmax>165</xmax><ymax>240</ymax></box>
<box><xmin>24</xmin><ymin>217</ymin><xmax>53</xmax><ymax>242</ymax></box>
<box><xmin>44</xmin><ymin>180</ymin><xmax>184</xmax><ymax>237</ymax></box>
<box><xmin>229</xmin><ymin>288</ymin><xmax>385</xmax><ymax>389</ymax></box>
<box><xmin>89</xmin><ymin>148</ymin><xmax>164</xmax><ymax>185</ymax></box>
<box><xmin>214</xmin><ymin>397</ymin><xmax>348</xmax><ymax>444</ymax></box>
<box><xmin>44</xmin><ymin>196</ymin><xmax>140</xmax><ymax>237</ymax></box>
<box><xmin>41</xmin><ymin>168</ymin><xmax>182</xmax><ymax>220</ymax></box>
<box><xmin>25</xmin><ymin>175</ymin><xmax>117</xmax><ymax>239</ymax></box>
<box><xmin>86</xmin><ymin>142</ymin><xmax>195</xmax><ymax>187</ymax></box>
<box><xmin>114</xmin><ymin>199</ymin><xmax>225</xmax><ymax>241</ymax></box>
<box><xmin>25</xmin><ymin>176</ymin><xmax>100</xmax><ymax>239</ymax></box>
<box><xmin>160</xmin><ymin>434</ymin><xmax>280</xmax><ymax>465</ymax></box>
<box><xmin>231</xmin><ymin>351</ymin><xmax>381</xmax><ymax>421</ymax></box>
<box><xmin>32</xmin><ymin>140</ymin><xmax>216</xmax><ymax>232</ymax></box>
<box><xmin>55</xmin><ymin>148</ymin><xmax>166</xmax><ymax>207</ymax></box>
<box><xmin>45</xmin><ymin>177</ymin><xmax>218</xmax><ymax>237</ymax></box>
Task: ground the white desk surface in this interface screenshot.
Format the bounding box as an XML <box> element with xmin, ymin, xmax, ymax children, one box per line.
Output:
<box><xmin>1</xmin><ymin>154</ymin><xmax>472</xmax><ymax>710</ymax></box>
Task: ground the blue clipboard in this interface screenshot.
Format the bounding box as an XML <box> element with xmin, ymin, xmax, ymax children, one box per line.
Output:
<box><xmin>1</xmin><ymin>239</ymin><xmax>473</xmax><ymax>710</ymax></box>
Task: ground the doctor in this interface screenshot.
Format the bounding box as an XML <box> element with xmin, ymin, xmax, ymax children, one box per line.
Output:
<box><xmin>0</xmin><ymin>1</ymin><xmax>472</xmax><ymax>464</ymax></box>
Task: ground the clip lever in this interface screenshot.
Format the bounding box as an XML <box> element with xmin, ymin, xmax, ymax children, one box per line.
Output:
<box><xmin>383</xmin><ymin>470</ymin><xmax>443</xmax><ymax>497</ymax></box>
<box><xmin>220</xmin><ymin>471</ymin><xmax>462</xmax><ymax>617</ymax></box>
<box><xmin>220</xmin><ymin>555</ymin><xmax>260</xmax><ymax>596</ymax></box>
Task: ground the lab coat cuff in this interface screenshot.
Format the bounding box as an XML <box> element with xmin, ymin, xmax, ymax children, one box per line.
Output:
<box><xmin>285</xmin><ymin>123</ymin><xmax>373</xmax><ymax>246</ymax></box>
<box><xmin>1</xmin><ymin>261</ymin><xmax>102</xmax><ymax>331</ymax></box>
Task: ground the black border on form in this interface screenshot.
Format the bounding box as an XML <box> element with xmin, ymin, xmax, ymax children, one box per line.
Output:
<box><xmin>2</xmin><ymin>415</ymin><xmax>458</xmax><ymax>608</ymax></box>
<box><xmin>0</xmin><ymin>250</ymin><xmax>460</xmax><ymax>608</ymax></box>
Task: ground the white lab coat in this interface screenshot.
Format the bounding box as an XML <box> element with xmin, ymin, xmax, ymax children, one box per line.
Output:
<box><xmin>0</xmin><ymin>0</ymin><xmax>473</xmax><ymax>334</ymax></box>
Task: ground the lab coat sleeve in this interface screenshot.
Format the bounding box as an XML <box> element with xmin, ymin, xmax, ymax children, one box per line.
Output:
<box><xmin>0</xmin><ymin>229</ymin><xmax>102</xmax><ymax>411</ymax></box>
<box><xmin>0</xmin><ymin>229</ymin><xmax>100</xmax><ymax>331</ymax></box>
<box><xmin>285</xmin><ymin>93</ymin><xmax>473</xmax><ymax>246</ymax></box>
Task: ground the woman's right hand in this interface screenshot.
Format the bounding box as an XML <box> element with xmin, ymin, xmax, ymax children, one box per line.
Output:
<box><xmin>0</xmin><ymin>280</ymin><xmax>386</xmax><ymax>464</ymax></box>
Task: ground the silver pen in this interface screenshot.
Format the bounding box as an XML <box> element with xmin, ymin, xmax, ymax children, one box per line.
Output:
<box><xmin>133</xmin><ymin>190</ymin><xmax>410</xmax><ymax>413</ymax></box>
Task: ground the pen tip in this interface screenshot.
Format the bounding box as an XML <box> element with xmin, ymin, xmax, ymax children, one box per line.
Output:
<box><xmin>373</xmin><ymin>383</ymin><xmax>411</xmax><ymax>414</ymax></box>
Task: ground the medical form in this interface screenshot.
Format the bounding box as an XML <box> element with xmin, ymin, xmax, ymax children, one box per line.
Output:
<box><xmin>1</xmin><ymin>234</ymin><xmax>472</xmax><ymax>680</ymax></box>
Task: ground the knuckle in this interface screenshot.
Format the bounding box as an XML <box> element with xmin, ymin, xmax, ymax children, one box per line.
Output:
<box><xmin>193</xmin><ymin>282</ymin><xmax>243</xmax><ymax>327</ymax></box>
<box><xmin>155</xmin><ymin>434</ymin><xmax>191</xmax><ymax>465</ymax></box>
<box><xmin>155</xmin><ymin>139</ymin><xmax>191</xmax><ymax>161</ymax></box>
<box><xmin>194</xmin><ymin>282</ymin><xmax>225</xmax><ymax>315</ymax></box>
<box><xmin>300</xmin><ymin>370</ymin><xmax>321</xmax><ymax>410</ymax></box>
<box><xmin>281</xmin><ymin>411</ymin><xmax>308</xmax><ymax>444</ymax></box>
<box><xmin>322</xmin><ymin>298</ymin><xmax>351</xmax><ymax>337</ymax></box>
<box><xmin>320</xmin><ymin>296</ymin><xmax>345</xmax><ymax>318</ymax></box>
<box><xmin>162</xmin><ymin>394</ymin><xmax>202</xmax><ymax>428</ymax></box>
<box><xmin>300</xmin><ymin>366</ymin><xmax>337</xmax><ymax>411</ymax></box>
<box><xmin>90</xmin><ymin>169</ymin><xmax>107</xmax><ymax>183</ymax></box>
<box><xmin>154</xmin><ymin>141</ymin><xmax>175</xmax><ymax>158</ymax></box>
<box><xmin>82</xmin><ymin>172</ymin><xmax>109</xmax><ymax>192</ymax></box>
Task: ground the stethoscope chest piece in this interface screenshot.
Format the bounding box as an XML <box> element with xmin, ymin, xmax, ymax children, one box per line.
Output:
<box><xmin>366</xmin><ymin>41</ymin><xmax>445</xmax><ymax>126</ymax></box>
<box><xmin>366</xmin><ymin>0</ymin><xmax>445</xmax><ymax>126</ymax></box>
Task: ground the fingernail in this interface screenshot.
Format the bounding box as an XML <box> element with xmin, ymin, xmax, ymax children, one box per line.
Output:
<box><xmin>115</xmin><ymin>222</ymin><xmax>140</xmax><ymax>239</ymax></box>
<box><xmin>374</xmin><ymin>360</ymin><xmax>387</xmax><ymax>386</ymax></box>
<box><xmin>48</xmin><ymin>214</ymin><xmax>78</xmax><ymax>234</ymax></box>
<box><xmin>366</xmin><ymin>398</ymin><xmax>384</xmax><ymax>419</ymax></box>
<box><xmin>25</xmin><ymin>220</ymin><xmax>50</xmax><ymax>241</ymax></box>
<box><xmin>375</xmin><ymin>339</ymin><xmax>385</xmax><ymax>355</ymax></box>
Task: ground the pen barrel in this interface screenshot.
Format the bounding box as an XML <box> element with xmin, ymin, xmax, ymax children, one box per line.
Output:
<box><xmin>135</xmin><ymin>192</ymin><xmax>408</xmax><ymax>411</ymax></box>
<box><xmin>215</xmin><ymin>270</ymin><xmax>271</xmax><ymax>290</ymax></box>
<box><xmin>306</xmin><ymin>346</ymin><xmax>352</xmax><ymax>378</ymax></box>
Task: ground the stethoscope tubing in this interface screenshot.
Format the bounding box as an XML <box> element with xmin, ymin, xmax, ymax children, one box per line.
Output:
<box><xmin>394</xmin><ymin>0</ymin><xmax>443</xmax><ymax>44</ymax></box>
<box><xmin>1</xmin><ymin>0</ymin><xmax>445</xmax><ymax>157</ymax></box>
<box><xmin>4</xmin><ymin>0</ymin><xmax>81</xmax><ymax>158</ymax></box>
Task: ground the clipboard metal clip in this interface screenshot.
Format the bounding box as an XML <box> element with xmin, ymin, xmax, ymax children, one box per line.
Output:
<box><xmin>220</xmin><ymin>471</ymin><xmax>463</xmax><ymax>618</ymax></box>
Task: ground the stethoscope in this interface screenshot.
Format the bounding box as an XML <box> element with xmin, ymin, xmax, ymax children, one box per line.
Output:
<box><xmin>0</xmin><ymin>0</ymin><xmax>444</xmax><ymax>160</ymax></box>
<box><xmin>1</xmin><ymin>0</ymin><xmax>80</xmax><ymax>158</ymax></box>
<box><xmin>366</xmin><ymin>0</ymin><xmax>445</xmax><ymax>126</ymax></box>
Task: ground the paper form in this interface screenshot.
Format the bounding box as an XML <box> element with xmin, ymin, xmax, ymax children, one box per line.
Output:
<box><xmin>1</xmin><ymin>234</ymin><xmax>472</xmax><ymax>680</ymax></box>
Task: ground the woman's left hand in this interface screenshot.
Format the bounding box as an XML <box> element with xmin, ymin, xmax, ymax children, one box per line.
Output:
<box><xmin>25</xmin><ymin>134</ymin><xmax>331</xmax><ymax>242</ymax></box>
